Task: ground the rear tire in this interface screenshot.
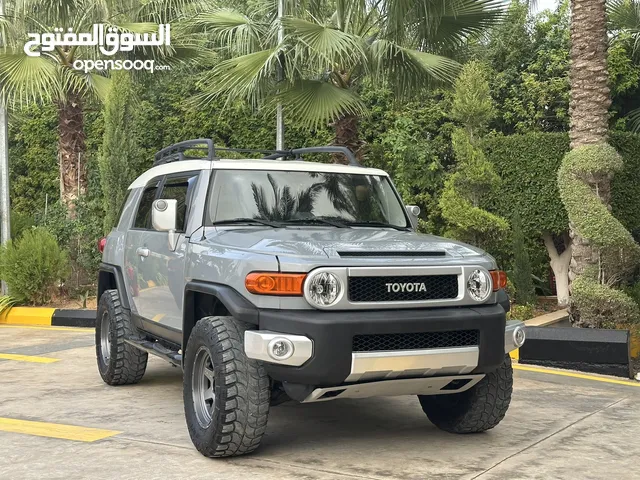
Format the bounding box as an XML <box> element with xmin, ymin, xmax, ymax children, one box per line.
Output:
<box><xmin>418</xmin><ymin>354</ymin><xmax>513</xmax><ymax>433</ymax></box>
<box><xmin>183</xmin><ymin>316</ymin><xmax>271</xmax><ymax>458</ymax></box>
<box><xmin>96</xmin><ymin>289</ymin><xmax>148</xmax><ymax>385</ymax></box>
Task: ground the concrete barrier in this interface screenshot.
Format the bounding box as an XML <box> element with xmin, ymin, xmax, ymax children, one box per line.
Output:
<box><xmin>0</xmin><ymin>307</ymin><xmax>96</xmax><ymax>328</ymax></box>
<box><xmin>519</xmin><ymin>326</ymin><xmax>631</xmax><ymax>378</ymax></box>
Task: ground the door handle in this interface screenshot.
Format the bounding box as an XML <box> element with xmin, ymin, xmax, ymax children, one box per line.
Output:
<box><xmin>136</xmin><ymin>247</ymin><xmax>150</xmax><ymax>257</ymax></box>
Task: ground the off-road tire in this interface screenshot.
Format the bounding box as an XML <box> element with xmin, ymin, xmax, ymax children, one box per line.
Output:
<box><xmin>183</xmin><ymin>316</ymin><xmax>271</xmax><ymax>458</ymax></box>
<box><xmin>418</xmin><ymin>354</ymin><xmax>513</xmax><ymax>433</ymax></box>
<box><xmin>96</xmin><ymin>289</ymin><xmax>148</xmax><ymax>385</ymax></box>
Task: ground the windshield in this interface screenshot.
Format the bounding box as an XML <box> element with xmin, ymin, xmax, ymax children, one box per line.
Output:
<box><xmin>206</xmin><ymin>169</ymin><xmax>409</xmax><ymax>228</ymax></box>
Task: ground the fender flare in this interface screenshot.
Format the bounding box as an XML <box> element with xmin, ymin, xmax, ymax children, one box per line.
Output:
<box><xmin>182</xmin><ymin>280</ymin><xmax>259</xmax><ymax>350</ymax></box>
<box><xmin>98</xmin><ymin>263</ymin><xmax>131</xmax><ymax>310</ymax></box>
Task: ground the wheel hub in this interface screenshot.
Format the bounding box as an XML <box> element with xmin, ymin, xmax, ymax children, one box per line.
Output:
<box><xmin>100</xmin><ymin>311</ymin><xmax>111</xmax><ymax>364</ymax></box>
<box><xmin>192</xmin><ymin>346</ymin><xmax>215</xmax><ymax>428</ymax></box>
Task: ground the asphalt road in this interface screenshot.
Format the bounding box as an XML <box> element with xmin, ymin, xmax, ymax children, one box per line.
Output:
<box><xmin>1</xmin><ymin>324</ymin><xmax>639</xmax><ymax>480</ymax></box>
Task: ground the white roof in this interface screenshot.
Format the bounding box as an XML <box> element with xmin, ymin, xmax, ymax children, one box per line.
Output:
<box><xmin>128</xmin><ymin>158</ymin><xmax>388</xmax><ymax>189</ymax></box>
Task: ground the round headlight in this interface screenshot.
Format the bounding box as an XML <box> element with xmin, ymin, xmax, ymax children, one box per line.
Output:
<box><xmin>467</xmin><ymin>269</ymin><xmax>491</xmax><ymax>302</ymax></box>
<box><xmin>305</xmin><ymin>271</ymin><xmax>342</xmax><ymax>307</ymax></box>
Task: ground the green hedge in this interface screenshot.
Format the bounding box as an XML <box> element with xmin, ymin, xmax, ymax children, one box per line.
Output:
<box><xmin>484</xmin><ymin>132</ymin><xmax>640</xmax><ymax>238</ymax></box>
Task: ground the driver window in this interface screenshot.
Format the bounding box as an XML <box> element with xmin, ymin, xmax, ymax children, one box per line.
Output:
<box><xmin>159</xmin><ymin>172</ymin><xmax>199</xmax><ymax>232</ymax></box>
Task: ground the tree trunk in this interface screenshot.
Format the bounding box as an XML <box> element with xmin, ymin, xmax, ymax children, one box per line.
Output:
<box><xmin>57</xmin><ymin>92</ymin><xmax>87</xmax><ymax>212</ymax></box>
<box><xmin>332</xmin><ymin>113</ymin><xmax>363</xmax><ymax>165</ymax></box>
<box><xmin>567</xmin><ymin>0</ymin><xmax>611</xmax><ymax>322</ymax></box>
<box><xmin>542</xmin><ymin>232</ymin><xmax>572</xmax><ymax>307</ymax></box>
<box><xmin>569</xmin><ymin>0</ymin><xmax>610</xmax><ymax>149</ymax></box>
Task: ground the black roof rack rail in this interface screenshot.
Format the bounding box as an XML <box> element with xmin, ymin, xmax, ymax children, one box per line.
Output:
<box><xmin>153</xmin><ymin>140</ymin><xmax>360</xmax><ymax>167</ymax></box>
<box><xmin>262</xmin><ymin>146</ymin><xmax>359</xmax><ymax>166</ymax></box>
<box><xmin>154</xmin><ymin>139</ymin><xmax>214</xmax><ymax>166</ymax></box>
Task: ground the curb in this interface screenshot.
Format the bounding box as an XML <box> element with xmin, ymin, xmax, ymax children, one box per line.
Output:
<box><xmin>519</xmin><ymin>326</ymin><xmax>631</xmax><ymax>378</ymax></box>
<box><xmin>0</xmin><ymin>307</ymin><xmax>96</xmax><ymax>328</ymax></box>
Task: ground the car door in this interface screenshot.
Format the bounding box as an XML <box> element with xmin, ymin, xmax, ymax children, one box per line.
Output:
<box><xmin>124</xmin><ymin>172</ymin><xmax>200</xmax><ymax>338</ymax></box>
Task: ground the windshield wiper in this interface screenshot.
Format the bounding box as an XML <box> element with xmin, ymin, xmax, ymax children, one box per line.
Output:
<box><xmin>282</xmin><ymin>217</ymin><xmax>350</xmax><ymax>228</ymax></box>
<box><xmin>345</xmin><ymin>221</ymin><xmax>409</xmax><ymax>231</ymax></box>
<box><xmin>212</xmin><ymin>218</ymin><xmax>282</xmax><ymax>228</ymax></box>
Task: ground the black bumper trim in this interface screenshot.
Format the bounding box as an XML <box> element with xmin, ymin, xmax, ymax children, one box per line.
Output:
<box><xmin>259</xmin><ymin>304</ymin><xmax>507</xmax><ymax>386</ymax></box>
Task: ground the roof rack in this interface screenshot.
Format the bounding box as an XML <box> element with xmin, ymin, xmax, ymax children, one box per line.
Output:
<box><xmin>152</xmin><ymin>139</ymin><xmax>360</xmax><ymax>167</ymax></box>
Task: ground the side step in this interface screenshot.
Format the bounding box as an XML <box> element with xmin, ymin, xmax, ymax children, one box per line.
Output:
<box><xmin>124</xmin><ymin>337</ymin><xmax>182</xmax><ymax>367</ymax></box>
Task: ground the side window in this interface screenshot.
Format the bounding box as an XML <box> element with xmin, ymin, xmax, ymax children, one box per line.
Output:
<box><xmin>159</xmin><ymin>173</ymin><xmax>199</xmax><ymax>232</ymax></box>
<box><xmin>134</xmin><ymin>180</ymin><xmax>161</xmax><ymax>229</ymax></box>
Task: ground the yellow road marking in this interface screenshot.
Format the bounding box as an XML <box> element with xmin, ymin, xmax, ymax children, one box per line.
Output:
<box><xmin>151</xmin><ymin>313</ymin><xmax>165</xmax><ymax>323</ymax></box>
<box><xmin>0</xmin><ymin>417</ymin><xmax>120</xmax><ymax>442</ymax></box>
<box><xmin>514</xmin><ymin>364</ymin><xmax>640</xmax><ymax>387</ymax></box>
<box><xmin>0</xmin><ymin>324</ymin><xmax>93</xmax><ymax>332</ymax></box>
<box><xmin>0</xmin><ymin>353</ymin><xmax>59</xmax><ymax>364</ymax></box>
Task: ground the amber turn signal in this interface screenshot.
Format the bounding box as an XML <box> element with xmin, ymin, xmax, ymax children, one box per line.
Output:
<box><xmin>490</xmin><ymin>270</ymin><xmax>507</xmax><ymax>291</ymax></box>
<box><xmin>245</xmin><ymin>272</ymin><xmax>306</xmax><ymax>296</ymax></box>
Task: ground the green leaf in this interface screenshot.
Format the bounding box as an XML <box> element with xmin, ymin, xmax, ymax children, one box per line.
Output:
<box><xmin>275</xmin><ymin>79</ymin><xmax>367</xmax><ymax>130</ymax></box>
<box><xmin>284</xmin><ymin>16</ymin><xmax>367</xmax><ymax>71</ymax></box>
<box><xmin>186</xmin><ymin>9</ymin><xmax>268</xmax><ymax>54</ymax></box>
<box><xmin>370</xmin><ymin>40</ymin><xmax>460</xmax><ymax>94</ymax></box>
<box><xmin>0</xmin><ymin>49</ymin><xmax>61</xmax><ymax>104</ymax></box>
<box><xmin>197</xmin><ymin>47</ymin><xmax>279</xmax><ymax>106</ymax></box>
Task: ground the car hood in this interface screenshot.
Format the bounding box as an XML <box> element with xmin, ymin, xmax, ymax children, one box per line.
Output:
<box><xmin>203</xmin><ymin>227</ymin><xmax>487</xmax><ymax>259</ymax></box>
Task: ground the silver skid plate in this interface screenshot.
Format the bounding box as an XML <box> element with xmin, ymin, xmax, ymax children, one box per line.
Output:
<box><xmin>302</xmin><ymin>374</ymin><xmax>485</xmax><ymax>403</ymax></box>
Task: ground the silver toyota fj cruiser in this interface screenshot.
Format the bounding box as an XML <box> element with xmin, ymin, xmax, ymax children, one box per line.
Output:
<box><xmin>96</xmin><ymin>139</ymin><xmax>525</xmax><ymax>457</ymax></box>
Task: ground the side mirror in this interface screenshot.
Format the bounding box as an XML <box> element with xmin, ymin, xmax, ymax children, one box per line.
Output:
<box><xmin>405</xmin><ymin>205</ymin><xmax>421</xmax><ymax>230</ymax></box>
<box><xmin>152</xmin><ymin>199</ymin><xmax>178</xmax><ymax>250</ymax></box>
<box><xmin>152</xmin><ymin>199</ymin><xmax>177</xmax><ymax>231</ymax></box>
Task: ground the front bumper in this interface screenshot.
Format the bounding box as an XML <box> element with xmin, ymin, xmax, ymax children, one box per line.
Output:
<box><xmin>245</xmin><ymin>304</ymin><xmax>521</xmax><ymax>386</ymax></box>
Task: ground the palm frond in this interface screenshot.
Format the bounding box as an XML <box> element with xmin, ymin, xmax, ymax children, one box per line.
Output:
<box><xmin>284</xmin><ymin>16</ymin><xmax>367</xmax><ymax>72</ymax></box>
<box><xmin>0</xmin><ymin>49</ymin><xmax>61</xmax><ymax>104</ymax></box>
<box><xmin>0</xmin><ymin>295</ymin><xmax>17</xmax><ymax>315</ymax></box>
<box><xmin>609</xmin><ymin>0</ymin><xmax>640</xmax><ymax>54</ymax></box>
<box><xmin>276</xmin><ymin>79</ymin><xmax>367</xmax><ymax>130</ymax></box>
<box><xmin>628</xmin><ymin>107</ymin><xmax>640</xmax><ymax>133</ymax></box>
<box><xmin>196</xmin><ymin>47</ymin><xmax>279</xmax><ymax>107</ymax></box>
<box><xmin>186</xmin><ymin>9</ymin><xmax>268</xmax><ymax>54</ymax></box>
<box><xmin>385</xmin><ymin>0</ymin><xmax>506</xmax><ymax>48</ymax></box>
<box><xmin>370</xmin><ymin>39</ymin><xmax>460</xmax><ymax>94</ymax></box>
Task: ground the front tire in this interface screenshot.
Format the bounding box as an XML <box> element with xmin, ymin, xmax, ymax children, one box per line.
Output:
<box><xmin>183</xmin><ymin>316</ymin><xmax>271</xmax><ymax>458</ymax></box>
<box><xmin>96</xmin><ymin>289</ymin><xmax>148</xmax><ymax>385</ymax></box>
<box><xmin>418</xmin><ymin>354</ymin><xmax>513</xmax><ymax>433</ymax></box>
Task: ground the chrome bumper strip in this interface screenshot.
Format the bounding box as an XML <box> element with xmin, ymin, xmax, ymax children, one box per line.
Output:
<box><xmin>345</xmin><ymin>346</ymin><xmax>479</xmax><ymax>383</ymax></box>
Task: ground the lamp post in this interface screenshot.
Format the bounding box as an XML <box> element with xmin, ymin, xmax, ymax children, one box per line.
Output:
<box><xmin>275</xmin><ymin>0</ymin><xmax>284</xmax><ymax>151</ymax></box>
<box><xmin>0</xmin><ymin>0</ymin><xmax>10</xmax><ymax>295</ymax></box>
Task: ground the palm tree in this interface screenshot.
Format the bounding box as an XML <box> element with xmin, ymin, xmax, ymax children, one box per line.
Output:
<box><xmin>194</xmin><ymin>0</ymin><xmax>504</xmax><ymax>161</ymax></box>
<box><xmin>0</xmin><ymin>0</ymin><xmax>206</xmax><ymax>210</ymax></box>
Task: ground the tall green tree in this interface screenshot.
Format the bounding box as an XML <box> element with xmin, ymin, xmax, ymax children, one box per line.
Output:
<box><xmin>0</xmin><ymin>0</ymin><xmax>207</xmax><ymax>210</ymax></box>
<box><xmin>99</xmin><ymin>71</ymin><xmax>140</xmax><ymax>232</ymax></box>
<box><xmin>194</xmin><ymin>0</ymin><xmax>504</xmax><ymax>159</ymax></box>
<box><xmin>439</xmin><ymin>61</ymin><xmax>508</xmax><ymax>252</ymax></box>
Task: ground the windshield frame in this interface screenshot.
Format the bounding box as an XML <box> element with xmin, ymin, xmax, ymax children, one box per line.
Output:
<box><xmin>203</xmin><ymin>168</ymin><xmax>412</xmax><ymax>229</ymax></box>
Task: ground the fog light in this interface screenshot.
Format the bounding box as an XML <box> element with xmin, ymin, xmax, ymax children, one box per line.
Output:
<box><xmin>513</xmin><ymin>326</ymin><xmax>526</xmax><ymax>347</ymax></box>
<box><xmin>268</xmin><ymin>338</ymin><xmax>294</xmax><ymax>361</ymax></box>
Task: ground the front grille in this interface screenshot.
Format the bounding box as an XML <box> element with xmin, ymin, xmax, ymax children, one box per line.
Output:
<box><xmin>348</xmin><ymin>275</ymin><xmax>458</xmax><ymax>302</ymax></box>
<box><xmin>353</xmin><ymin>330</ymin><xmax>479</xmax><ymax>352</ymax></box>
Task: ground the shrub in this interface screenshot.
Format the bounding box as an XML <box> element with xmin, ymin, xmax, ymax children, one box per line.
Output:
<box><xmin>507</xmin><ymin>303</ymin><xmax>535</xmax><ymax>321</ymax></box>
<box><xmin>511</xmin><ymin>213</ymin><xmax>536</xmax><ymax>304</ymax></box>
<box><xmin>0</xmin><ymin>228</ymin><xmax>70</xmax><ymax>305</ymax></box>
<box><xmin>558</xmin><ymin>144</ymin><xmax>640</xmax><ymax>328</ymax></box>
